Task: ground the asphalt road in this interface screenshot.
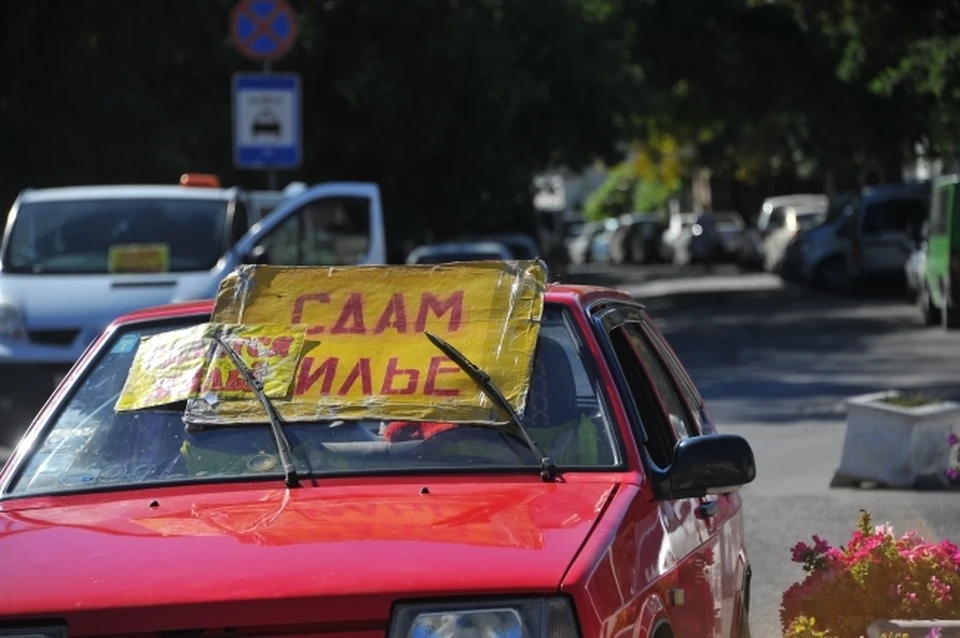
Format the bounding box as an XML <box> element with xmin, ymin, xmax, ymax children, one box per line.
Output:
<box><xmin>568</xmin><ymin>262</ymin><xmax>960</xmax><ymax>636</ymax></box>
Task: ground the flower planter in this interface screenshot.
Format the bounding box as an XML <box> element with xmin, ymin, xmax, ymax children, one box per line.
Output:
<box><xmin>832</xmin><ymin>390</ymin><xmax>960</xmax><ymax>489</ymax></box>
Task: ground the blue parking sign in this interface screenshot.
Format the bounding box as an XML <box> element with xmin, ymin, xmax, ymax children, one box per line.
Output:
<box><xmin>232</xmin><ymin>72</ymin><xmax>302</xmax><ymax>170</ymax></box>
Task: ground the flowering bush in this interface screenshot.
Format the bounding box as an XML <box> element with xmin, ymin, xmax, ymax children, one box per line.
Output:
<box><xmin>780</xmin><ymin>510</ymin><xmax>960</xmax><ymax>638</ymax></box>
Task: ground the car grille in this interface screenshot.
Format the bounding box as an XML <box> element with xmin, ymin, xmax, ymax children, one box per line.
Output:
<box><xmin>28</xmin><ymin>329</ymin><xmax>80</xmax><ymax>346</ymax></box>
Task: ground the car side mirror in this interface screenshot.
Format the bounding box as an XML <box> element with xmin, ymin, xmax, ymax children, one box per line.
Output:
<box><xmin>242</xmin><ymin>245</ymin><xmax>270</xmax><ymax>265</ymax></box>
<box><xmin>651</xmin><ymin>434</ymin><xmax>757</xmax><ymax>500</ymax></box>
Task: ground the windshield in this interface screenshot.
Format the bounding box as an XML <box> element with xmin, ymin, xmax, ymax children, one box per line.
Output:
<box><xmin>7</xmin><ymin>305</ymin><xmax>620</xmax><ymax>497</ymax></box>
<box><xmin>4</xmin><ymin>198</ymin><xmax>229</xmax><ymax>274</ymax></box>
<box><xmin>796</xmin><ymin>211</ymin><xmax>827</xmax><ymax>230</ymax></box>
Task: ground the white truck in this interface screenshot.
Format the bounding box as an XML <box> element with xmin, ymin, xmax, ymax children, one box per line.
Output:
<box><xmin>0</xmin><ymin>174</ymin><xmax>385</xmax><ymax>446</ymax></box>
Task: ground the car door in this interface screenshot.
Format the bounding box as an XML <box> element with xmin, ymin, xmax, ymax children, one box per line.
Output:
<box><xmin>857</xmin><ymin>198</ymin><xmax>924</xmax><ymax>276</ymax></box>
<box><xmin>597</xmin><ymin>305</ymin><xmax>720</xmax><ymax>637</ymax></box>
<box><xmin>641</xmin><ymin>317</ymin><xmax>742</xmax><ymax>637</ymax></box>
<box><xmin>232</xmin><ymin>182</ymin><xmax>386</xmax><ymax>269</ymax></box>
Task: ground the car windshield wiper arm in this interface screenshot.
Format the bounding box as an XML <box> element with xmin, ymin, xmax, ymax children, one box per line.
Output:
<box><xmin>212</xmin><ymin>332</ymin><xmax>300</xmax><ymax>488</ymax></box>
<box><xmin>424</xmin><ymin>332</ymin><xmax>558</xmax><ymax>482</ymax></box>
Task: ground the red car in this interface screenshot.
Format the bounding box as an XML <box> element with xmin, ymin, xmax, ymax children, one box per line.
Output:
<box><xmin>0</xmin><ymin>274</ymin><xmax>756</xmax><ymax>638</ymax></box>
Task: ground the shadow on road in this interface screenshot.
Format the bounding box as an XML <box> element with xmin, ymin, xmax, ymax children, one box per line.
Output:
<box><xmin>566</xmin><ymin>266</ymin><xmax>960</xmax><ymax>425</ymax></box>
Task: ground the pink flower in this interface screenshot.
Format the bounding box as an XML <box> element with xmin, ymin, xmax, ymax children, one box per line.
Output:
<box><xmin>791</xmin><ymin>541</ymin><xmax>810</xmax><ymax>562</ymax></box>
<box><xmin>948</xmin><ymin>433</ymin><xmax>959</xmax><ymax>446</ymax></box>
<box><xmin>926</xmin><ymin>628</ymin><xmax>943</xmax><ymax>638</ymax></box>
<box><xmin>947</xmin><ymin>468</ymin><xmax>960</xmax><ymax>481</ymax></box>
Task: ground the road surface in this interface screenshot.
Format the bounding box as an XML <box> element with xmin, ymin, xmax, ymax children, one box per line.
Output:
<box><xmin>569</xmin><ymin>263</ymin><xmax>960</xmax><ymax>636</ymax></box>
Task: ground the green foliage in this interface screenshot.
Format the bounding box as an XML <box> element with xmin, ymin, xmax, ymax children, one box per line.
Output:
<box><xmin>584</xmin><ymin>163</ymin><xmax>636</xmax><ymax>221</ymax></box>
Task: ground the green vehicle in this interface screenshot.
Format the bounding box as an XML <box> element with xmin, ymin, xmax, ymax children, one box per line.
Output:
<box><xmin>919</xmin><ymin>174</ymin><xmax>960</xmax><ymax>329</ymax></box>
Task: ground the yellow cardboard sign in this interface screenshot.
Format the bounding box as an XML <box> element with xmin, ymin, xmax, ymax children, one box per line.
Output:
<box><xmin>115</xmin><ymin>323</ymin><xmax>307</xmax><ymax>411</ymax></box>
<box><xmin>182</xmin><ymin>261</ymin><xmax>546</xmax><ymax>425</ymax></box>
<box><xmin>108</xmin><ymin>243</ymin><xmax>170</xmax><ymax>274</ymax></box>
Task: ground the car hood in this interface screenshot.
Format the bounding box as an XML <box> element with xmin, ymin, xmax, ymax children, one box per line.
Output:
<box><xmin>0</xmin><ymin>479</ymin><xmax>616</xmax><ymax>633</ymax></box>
<box><xmin>0</xmin><ymin>271</ymin><xmax>216</xmax><ymax>331</ymax></box>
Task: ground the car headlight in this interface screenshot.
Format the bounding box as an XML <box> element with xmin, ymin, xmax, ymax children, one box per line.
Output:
<box><xmin>0</xmin><ymin>628</ymin><xmax>67</xmax><ymax>638</ymax></box>
<box><xmin>0</xmin><ymin>302</ymin><xmax>26</xmax><ymax>339</ymax></box>
<box><xmin>390</xmin><ymin>597</ymin><xmax>580</xmax><ymax>638</ymax></box>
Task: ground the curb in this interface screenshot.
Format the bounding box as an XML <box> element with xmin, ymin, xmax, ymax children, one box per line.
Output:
<box><xmin>868</xmin><ymin>620</ymin><xmax>960</xmax><ymax>637</ymax></box>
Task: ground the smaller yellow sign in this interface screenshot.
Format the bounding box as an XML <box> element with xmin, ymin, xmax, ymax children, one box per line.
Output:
<box><xmin>108</xmin><ymin>243</ymin><xmax>170</xmax><ymax>274</ymax></box>
<box><xmin>115</xmin><ymin>323</ymin><xmax>307</xmax><ymax>412</ymax></box>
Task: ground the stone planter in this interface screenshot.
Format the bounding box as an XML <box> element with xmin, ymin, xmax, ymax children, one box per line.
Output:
<box><xmin>832</xmin><ymin>390</ymin><xmax>960</xmax><ymax>489</ymax></box>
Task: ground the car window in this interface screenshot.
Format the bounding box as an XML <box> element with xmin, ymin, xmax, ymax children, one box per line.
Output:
<box><xmin>767</xmin><ymin>207</ymin><xmax>787</xmax><ymax>230</ymax></box>
<box><xmin>4</xmin><ymin>199</ymin><xmax>229</xmax><ymax>274</ymax></box>
<box><xmin>230</xmin><ymin>200</ymin><xmax>249</xmax><ymax>246</ymax></box>
<box><xmin>7</xmin><ymin>305</ymin><xmax>620</xmax><ymax>497</ymax></box>
<box><xmin>619</xmin><ymin>323</ymin><xmax>694</xmax><ymax>441</ymax></box>
<box><xmin>861</xmin><ymin>198</ymin><xmax>929</xmax><ymax>236</ymax></box>
<box><xmin>257</xmin><ymin>197</ymin><xmax>372</xmax><ymax>266</ymax></box>
<box><xmin>607</xmin><ymin>325</ymin><xmax>673</xmax><ymax>467</ymax></box>
<box><xmin>931</xmin><ymin>186</ymin><xmax>950</xmax><ymax>235</ymax></box>
<box><xmin>640</xmin><ymin>320</ymin><xmax>715</xmax><ymax>435</ymax></box>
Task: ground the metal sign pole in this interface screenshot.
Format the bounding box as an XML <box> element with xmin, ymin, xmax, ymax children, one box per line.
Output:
<box><xmin>263</xmin><ymin>60</ymin><xmax>278</xmax><ymax>191</ymax></box>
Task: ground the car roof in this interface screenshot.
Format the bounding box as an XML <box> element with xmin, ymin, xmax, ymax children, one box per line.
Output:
<box><xmin>20</xmin><ymin>185</ymin><xmax>236</xmax><ymax>204</ymax></box>
<box><xmin>410</xmin><ymin>241</ymin><xmax>512</xmax><ymax>255</ymax></box>
<box><xmin>108</xmin><ymin>285</ymin><xmax>638</xmax><ymax>328</ymax></box>
<box><xmin>763</xmin><ymin>194</ymin><xmax>827</xmax><ymax>208</ymax></box>
<box><xmin>862</xmin><ymin>181</ymin><xmax>931</xmax><ymax>201</ymax></box>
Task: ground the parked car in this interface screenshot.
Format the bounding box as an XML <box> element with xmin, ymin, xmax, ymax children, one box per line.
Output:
<box><xmin>406</xmin><ymin>240</ymin><xmax>513</xmax><ymax>264</ymax></box>
<box><xmin>0</xmin><ymin>177</ymin><xmax>387</xmax><ymax>446</ymax></box>
<box><xmin>588</xmin><ymin>218</ymin><xmax>620</xmax><ymax>264</ymax></box>
<box><xmin>0</xmin><ymin>262</ymin><xmax>757</xmax><ymax>638</ymax></box>
<box><xmin>709</xmin><ymin>210</ymin><xmax>747</xmax><ymax>261</ymax></box>
<box><xmin>917</xmin><ymin>174</ymin><xmax>960</xmax><ymax>328</ymax></box>
<box><xmin>905</xmin><ymin>223</ymin><xmax>927</xmax><ymax>305</ymax></box>
<box><xmin>476</xmin><ymin>233</ymin><xmax>541</xmax><ymax>260</ymax></box>
<box><xmin>763</xmin><ymin>205</ymin><xmax>828</xmax><ymax>273</ymax></box>
<box><xmin>739</xmin><ymin>194</ymin><xmax>828</xmax><ymax>272</ymax></box>
<box><xmin>567</xmin><ymin>220</ymin><xmax>605</xmax><ymax>265</ymax></box>
<box><xmin>659</xmin><ymin>211</ymin><xmax>698</xmax><ymax>263</ymax></box>
<box><xmin>784</xmin><ymin>183</ymin><xmax>930</xmax><ymax>293</ymax></box>
<box><xmin>608</xmin><ymin>213</ymin><xmax>668</xmax><ymax>265</ymax></box>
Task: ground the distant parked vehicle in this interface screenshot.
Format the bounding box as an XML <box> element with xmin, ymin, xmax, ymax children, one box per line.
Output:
<box><xmin>609</xmin><ymin>213</ymin><xmax>668</xmax><ymax>265</ymax></box>
<box><xmin>739</xmin><ymin>194</ymin><xmax>828</xmax><ymax>271</ymax></box>
<box><xmin>787</xmin><ymin>183</ymin><xmax>930</xmax><ymax>293</ymax></box>
<box><xmin>763</xmin><ymin>205</ymin><xmax>828</xmax><ymax>273</ymax></box>
<box><xmin>589</xmin><ymin>218</ymin><xmax>620</xmax><ymax>264</ymax></box>
<box><xmin>709</xmin><ymin>210</ymin><xmax>746</xmax><ymax>262</ymax></box>
<box><xmin>659</xmin><ymin>212</ymin><xmax>698</xmax><ymax>263</ymax></box>
<box><xmin>568</xmin><ymin>220</ymin><xmax>605</xmax><ymax>265</ymax></box>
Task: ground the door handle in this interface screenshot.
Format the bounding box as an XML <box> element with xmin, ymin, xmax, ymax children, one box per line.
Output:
<box><xmin>696</xmin><ymin>500</ymin><xmax>719</xmax><ymax>519</ymax></box>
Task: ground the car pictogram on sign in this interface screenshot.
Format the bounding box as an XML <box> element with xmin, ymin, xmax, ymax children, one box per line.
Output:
<box><xmin>252</xmin><ymin>110</ymin><xmax>282</xmax><ymax>136</ymax></box>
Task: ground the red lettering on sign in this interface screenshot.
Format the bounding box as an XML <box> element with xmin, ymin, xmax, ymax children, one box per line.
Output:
<box><xmin>268</xmin><ymin>335</ymin><xmax>294</xmax><ymax>358</ymax></box>
<box><xmin>338</xmin><ymin>358</ymin><xmax>372</xmax><ymax>395</ymax></box>
<box><xmin>425</xmin><ymin>356</ymin><xmax>461</xmax><ymax>396</ymax></box>
<box><xmin>381</xmin><ymin>357</ymin><xmax>419</xmax><ymax>395</ymax></box>
<box><xmin>415</xmin><ymin>291</ymin><xmax>464</xmax><ymax>333</ymax></box>
<box><xmin>332</xmin><ymin>293</ymin><xmax>367</xmax><ymax>335</ymax></box>
<box><xmin>296</xmin><ymin>356</ymin><xmax>339</xmax><ymax>396</ymax></box>
<box><xmin>291</xmin><ymin>293</ymin><xmax>330</xmax><ymax>335</ymax></box>
<box><xmin>373</xmin><ymin>293</ymin><xmax>408</xmax><ymax>334</ymax></box>
<box><xmin>207</xmin><ymin>368</ymin><xmax>251</xmax><ymax>392</ymax></box>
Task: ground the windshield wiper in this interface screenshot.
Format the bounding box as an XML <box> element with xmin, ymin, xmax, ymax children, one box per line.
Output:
<box><xmin>212</xmin><ymin>332</ymin><xmax>300</xmax><ymax>488</ymax></box>
<box><xmin>424</xmin><ymin>332</ymin><xmax>558</xmax><ymax>482</ymax></box>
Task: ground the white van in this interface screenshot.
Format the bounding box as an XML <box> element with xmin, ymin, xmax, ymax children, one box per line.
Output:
<box><xmin>0</xmin><ymin>176</ymin><xmax>385</xmax><ymax>442</ymax></box>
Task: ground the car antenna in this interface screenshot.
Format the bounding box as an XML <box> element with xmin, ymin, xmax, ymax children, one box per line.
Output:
<box><xmin>212</xmin><ymin>332</ymin><xmax>300</xmax><ymax>488</ymax></box>
<box><xmin>424</xmin><ymin>331</ymin><xmax>558</xmax><ymax>482</ymax></box>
